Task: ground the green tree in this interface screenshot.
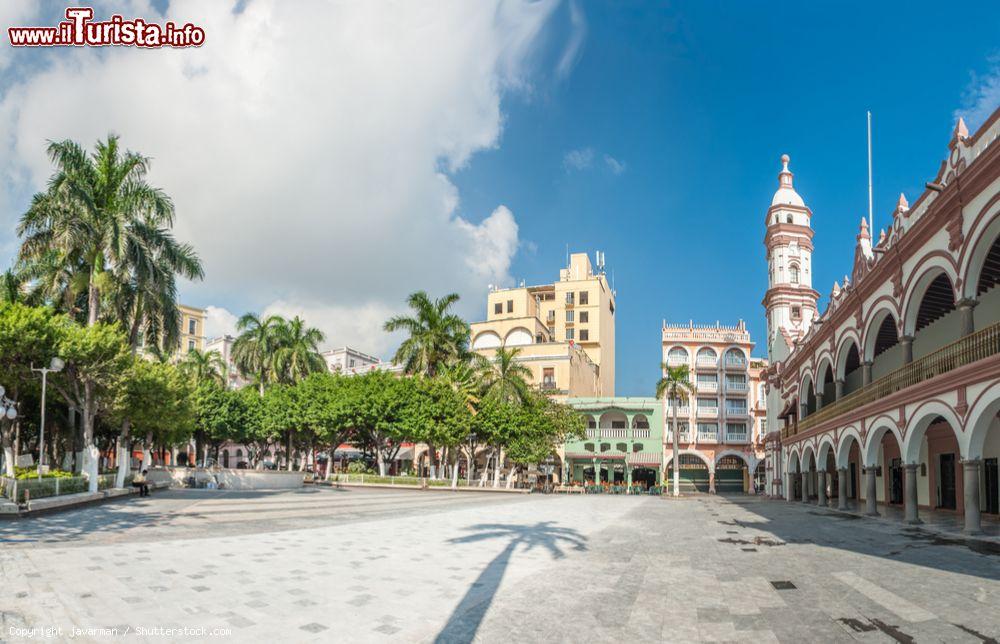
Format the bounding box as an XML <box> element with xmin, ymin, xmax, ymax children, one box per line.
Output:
<box><xmin>411</xmin><ymin>376</ymin><xmax>473</xmax><ymax>488</ymax></box>
<box><xmin>477</xmin><ymin>344</ymin><xmax>532</xmax><ymax>404</ymax></box>
<box><xmin>191</xmin><ymin>381</ymin><xmax>239</xmax><ymax>466</ymax></box>
<box><xmin>179</xmin><ymin>347</ymin><xmax>226</xmax><ymax>386</ymax></box>
<box><xmin>272</xmin><ymin>316</ymin><xmax>326</xmax><ymax>384</ymax></box>
<box><xmin>298</xmin><ymin>373</ymin><xmax>353</xmax><ymax>480</ymax></box>
<box><xmin>656</xmin><ymin>364</ymin><xmax>692</xmax><ymax>497</ymax></box>
<box><xmin>232</xmin><ymin>313</ymin><xmax>282</xmax><ymax>395</ymax></box>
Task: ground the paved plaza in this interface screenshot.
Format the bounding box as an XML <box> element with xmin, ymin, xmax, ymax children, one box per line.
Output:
<box><xmin>1</xmin><ymin>488</ymin><xmax>999</xmax><ymax>643</ymax></box>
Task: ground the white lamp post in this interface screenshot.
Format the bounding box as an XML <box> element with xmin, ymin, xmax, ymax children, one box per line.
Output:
<box><xmin>31</xmin><ymin>357</ymin><xmax>64</xmax><ymax>480</ymax></box>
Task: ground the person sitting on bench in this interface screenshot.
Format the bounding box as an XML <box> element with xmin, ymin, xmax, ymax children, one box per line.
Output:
<box><xmin>132</xmin><ymin>469</ymin><xmax>150</xmax><ymax>497</ymax></box>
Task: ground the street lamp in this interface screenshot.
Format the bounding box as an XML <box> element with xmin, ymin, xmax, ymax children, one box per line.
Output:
<box><xmin>31</xmin><ymin>357</ymin><xmax>64</xmax><ymax>480</ymax></box>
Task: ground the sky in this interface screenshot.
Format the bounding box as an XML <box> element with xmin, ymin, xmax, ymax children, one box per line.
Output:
<box><xmin>0</xmin><ymin>1</ymin><xmax>998</xmax><ymax>396</ymax></box>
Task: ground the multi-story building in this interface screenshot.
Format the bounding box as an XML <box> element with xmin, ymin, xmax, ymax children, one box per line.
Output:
<box><xmin>469</xmin><ymin>252</ymin><xmax>615</xmax><ymax>399</ymax></box>
<box><xmin>768</xmin><ymin>110</ymin><xmax>1000</xmax><ymax>534</ymax></box>
<box><xmin>204</xmin><ymin>334</ymin><xmax>248</xmax><ymax>389</ymax></box>
<box><xmin>660</xmin><ymin>320</ymin><xmax>768</xmax><ymax>492</ymax></box>
<box><xmin>322</xmin><ymin>347</ymin><xmax>383</xmax><ymax>375</ymax></box>
<box><xmin>177</xmin><ymin>304</ymin><xmax>207</xmax><ymax>355</ymax></box>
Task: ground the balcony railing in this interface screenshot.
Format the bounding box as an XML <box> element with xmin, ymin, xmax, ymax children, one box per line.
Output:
<box><xmin>696</xmin><ymin>380</ymin><xmax>718</xmax><ymax>393</ymax></box>
<box><xmin>724</xmin><ymin>357</ymin><xmax>747</xmax><ymax>369</ymax></box>
<box><xmin>725</xmin><ymin>381</ymin><xmax>748</xmax><ymax>393</ymax></box>
<box><xmin>697</xmin><ymin>431</ymin><xmax>718</xmax><ymax>442</ymax></box>
<box><xmin>724</xmin><ymin>431</ymin><xmax>749</xmax><ymax>443</ymax></box>
<box><xmin>666</xmin><ymin>405</ymin><xmax>690</xmax><ymax>416</ymax></box>
<box><xmin>632</xmin><ymin>428</ymin><xmax>651</xmax><ymax>439</ymax></box>
<box><xmin>541</xmin><ymin>380</ymin><xmax>558</xmax><ymax>391</ymax></box>
<box><xmin>725</xmin><ymin>406</ymin><xmax>748</xmax><ymax>417</ymax></box>
<box><xmin>789</xmin><ymin>321</ymin><xmax>1000</xmax><ymax>438</ymax></box>
<box><xmin>696</xmin><ymin>357</ymin><xmax>718</xmax><ymax>367</ymax></box>
<box><xmin>666</xmin><ymin>432</ymin><xmax>691</xmax><ymax>442</ymax></box>
<box><xmin>666</xmin><ymin>355</ymin><xmax>688</xmax><ymax>367</ymax></box>
<box><xmin>696</xmin><ymin>406</ymin><xmax>719</xmax><ymax>418</ymax></box>
<box><xmin>599</xmin><ymin>427</ymin><xmax>628</xmax><ymax>439</ymax></box>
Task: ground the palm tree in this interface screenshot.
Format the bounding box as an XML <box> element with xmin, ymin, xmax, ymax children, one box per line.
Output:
<box><xmin>272</xmin><ymin>316</ymin><xmax>326</xmax><ymax>383</ymax></box>
<box><xmin>384</xmin><ymin>291</ymin><xmax>469</xmax><ymax>377</ymax></box>
<box><xmin>384</xmin><ymin>291</ymin><xmax>468</xmax><ymax>479</ymax></box>
<box><xmin>441</xmin><ymin>361</ymin><xmax>483</xmax><ymax>485</ymax></box>
<box><xmin>477</xmin><ymin>345</ymin><xmax>532</xmax><ymax>405</ymax></box>
<box><xmin>232</xmin><ymin>313</ymin><xmax>283</xmax><ymax>395</ymax></box>
<box><xmin>656</xmin><ymin>364</ymin><xmax>692</xmax><ymax>497</ymax></box>
<box><xmin>180</xmin><ymin>348</ymin><xmax>226</xmax><ymax>386</ymax></box>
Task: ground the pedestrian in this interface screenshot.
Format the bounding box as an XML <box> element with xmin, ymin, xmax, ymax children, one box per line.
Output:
<box><xmin>132</xmin><ymin>469</ymin><xmax>150</xmax><ymax>497</ymax></box>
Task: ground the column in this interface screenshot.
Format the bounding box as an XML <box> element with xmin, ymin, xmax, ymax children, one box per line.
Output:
<box><xmin>956</xmin><ymin>298</ymin><xmax>977</xmax><ymax>337</ymax></box>
<box><xmin>817</xmin><ymin>471</ymin><xmax>827</xmax><ymax>506</ymax></box>
<box><xmin>626</xmin><ymin>466</ymin><xmax>632</xmax><ymax>488</ymax></box>
<box><xmin>834</xmin><ymin>379</ymin><xmax>844</xmax><ymax>400</ymax></box>
<box><xmin>785</xmin><ymin>472</ymin><xmax>793</xmax><ymax>501</ymax></box>
<box><xmin>899</xmin><ymin>335</ymin><xmax>914</xmax><ymax>364</ymax></box>
<box><xmin>591</xmin><ymin>457</ymin><xmax>598</xmax><ymax>485</ymax></box>
<box><xmin>904</xmin><ymin>463</ymin><xmax>921</xmax><ymax>525</ymax></box>
<box><xmin>837</xmin><ymin>467</ymin><xmax>848</xmax><ymax>510</ymax></box>
<box><xmin>864</xmin><ymin>467</ymin><xmax>879</xmax><ymax>516</ymax></box>
<box><xmin>709</xmin><ymin>470</ymin><xmax>716</xmax><ymax>494</ymax></box>
<box><xmin>815</xmin><ymin>392</ymin><xmax>825</xmax><ymax>410</ymax></box>
<box><xmin>800</xmin><ymin>472</ymin><xmax>809</xmax><ymax>503</ymax></box>
<box><xmin>800</xmin><ymin>402</ymin><xmax>808</xmax><ymax>420</ymax></box>
<box><xmin>962</xmin><ymin>459</ymin><xmax>982</xmax><ymax>535</ymax></box>
<box><xmin>862</xmin><ymin>361</ymin><xmax>873</xmax><ymax>386</ymax></box>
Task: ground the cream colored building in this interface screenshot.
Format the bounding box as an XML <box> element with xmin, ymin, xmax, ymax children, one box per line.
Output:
<box><xmin>470</xmin><ymin>252</ymin><xmax>616</xmax><ymax>399</ymax></box>
<box><xmin>177</xmin><ymin>304</ymin><xmax>207</xmax><ymax>356</ymax></box>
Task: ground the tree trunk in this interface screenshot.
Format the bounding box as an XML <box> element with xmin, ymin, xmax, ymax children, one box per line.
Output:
<box><xmin>87</xmin><ymin>277</ymin><xmax>100</xmax><ymax>326</ymax></box>
<box><xmin>325</xmin><ymin>446</ymin><xmax>337</xmax><ymax>481</ymax></box>
<box><xmin>672</xmin><ymin>395</ymin><xmax>680</xmax><ymax>497</ymax></box>
<box><xmin>82</xmin><ymin>382</ymin><xmax>99</xmax><ymax>493</ymax></box>
<box><xmin>451</xmin><ymin>452</ymin><xmax>459</xmax><ymax>489</ymax></box>
<box><xmin>428</xmin><ymin>444</ymin><xmax>437</xmax><ymax>479</ymax></box>
<box><xmin>115</xmin><ymin>419</ymin><xmax>131</xmax><ymax>488</ymax></box>
<box><xmin>2</xmin><ymin>442</ymin><xmax>13</xmax><ymax>477</ymax></box>
<box><xmin>492</xmin><ymin>446</ymin><xmax>503</xmax><ymax>488</ymax></box>
<box><xmin>467</xmin><ymin>447</ymin><xmax>475</xmax><ymax>486</ymax></box>
<box><xmin>377</xmin><ymin>448</ymin><xmax>387</xmax><ymax>476</ymax></box>
<box><xmin>285</xmin><ymin>430</ymin><xmax>294</xmax><ymax>471</ymax></box>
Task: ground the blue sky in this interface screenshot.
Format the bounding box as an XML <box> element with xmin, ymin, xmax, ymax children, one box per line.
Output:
<box><xmin>451</xmin><ymin>0</ymin><xmax>1000</xmax><ymax>395</ymax></box>
<box><xmin>0</xmin><ymin>1</ymin><xmax>998</xmax><ymax>398</ymax></box>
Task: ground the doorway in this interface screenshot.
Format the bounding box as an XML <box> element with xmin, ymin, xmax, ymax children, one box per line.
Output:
<box><xmin>939</xmin><ymin>453</ymin><xmax>957</xmax><ymax>510</ymax></box>
<box><xmin>849</xmin><ymin>462</ymin><xmax>857</xmax><ymax>499</ymax></box>
<box><xmin>889</xmin><ymin>458</ymin><xmax>903</xmax><ymax>505</ymax></box>
<box><xmin>985</xmin><ymin>457</ymin><xmax>999</xmax><ymax>515</ymax></box>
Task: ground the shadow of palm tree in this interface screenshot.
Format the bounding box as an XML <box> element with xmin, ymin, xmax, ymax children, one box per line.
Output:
<box><xmin>435</xmin><ymin>521</ymin><xmax>587</xmax><ymax>644</ymax></box>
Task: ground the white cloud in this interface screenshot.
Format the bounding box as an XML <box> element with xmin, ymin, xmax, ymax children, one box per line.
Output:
<box><xmin>0</xmin><ymin>0</ymin><xmax>572</xmax><ymax>356</ymax></box>
<box><xmin>204</xmin><ymin>305</ymin><xmax>239</xmax><ymax>340</ymax></box>
<box><xmin>556</xmin><ymin>0</ymin><xmax>586</xmax><ymax>80</ymax></box>
<box><xmin>956</xmin><ymin>54</ymin><xmax>1000</xmax><ymax>131</ymax></box>
<box><xmin>563</xmin><ymin>147</ymin><xmax>594</xmax><ymax>170</ymax></box>
<box><xmin>603</xmin><ymin>154</ymin><xmax>626</xmax><ymax>175</ymax></box>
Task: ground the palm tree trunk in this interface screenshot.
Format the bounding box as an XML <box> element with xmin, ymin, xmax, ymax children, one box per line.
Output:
<box><xmin>87</xmin><ymin>279</ymin><xmax>100</xmax><ymax>326</ymax></box>
<box><xmin>672</xmin><ymin>395</ymin><xmax>680</xmax><ymax>497</ymax></box>
<box><xmin>115</xmin><ymin>419</ymin><xmax>131</xmax><ymax>488</ymax></box>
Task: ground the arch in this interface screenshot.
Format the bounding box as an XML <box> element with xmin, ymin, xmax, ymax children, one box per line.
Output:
<box><xmin>789</xmin><ymin>262</ymin><xmax>800</xmax><ymax>284</ymax></box>
<box><xmin>901</xmin><ymin>264</ymin><xmax>959</xmax><ymax>336</ymax></box>
<box><xmin>815</xmin><ymin>356</ymin><xmax>835</xmax><ymax>403</ymax></box>
<box><xmin>696</xmin><ymin>346</ymin><xmax>718</xmax><ymax>361</ymax></box>
<box><xmin>965</xmin><ymin>382</ymin><xmax>1000</xmax><ymax>459</ymax></box>
<box><xmin>799</xmin><ymin>372</ymin><xmax>816</xmax><ymax>416</ymax></box>
<box><xmin>666</xmin><ymin>345</ymin><xmax>689</xmax><ymax>361</ymax></box>
<box><xmin>836</xmin><ymin>426</ymin><xmax>864</xmax><ymax>469</ymax></box>
<box><xmin>503</xmin><ymin>327</ymin><xmax>533</xmax><ymax>347</ymax></box>
<box><xmin>902</xmin><ymin>400</ymin><xmax>965</xmax><ymax>464</ymax></box>
<box><xmin>714</xmin><ymin>449</ymin><xmax>756</xmax><ymax>470</ymax></box>
<box><xmin>786</xmin><ymin>447</ymin><xmax>801</xmax><ymax>473</ymax></box>
<box><xmin>801</xmin><ymin>443</ymin><xmax>816</xmax><ymax>471</ymax></box>
<box><xmin>862</xmin><ymin>305</ymin><xmax>900</xmax><ymax>363</ymax></box>
<box><xmin>724</xmin><ymin>347</ymin><xmax>747</xmax><ymax>362</ymax></box>
<box><xmin>598</xmin><ymin>410</ymin><xmax>628</xmax><ymax>429</ymax></box>
<box><xmin>863</xmin><ymin>420</ymin><xmax>903</xmax><ymax>467</ymax></box>
<box><xmin>663</xmin><ymin>449</ymin><xmax>714</xmax><ymax>472</ymax></box>
<box><xmin>816</xmin><ymin>434</ymin><xmax>837</xmax><ymax>469</ymax></box>
<box><xmin>631</xmin><ymin>414</ymin><xmax>650</xmax><ymax>429</ymax></box>
<box><xmin>835</xmin><ymin>334</ymin><xmax>862</xmax><ymax>382</ymax></box>
<box><xmin>471</xmin><ymin>331</ymin><xmax>502</xmax><ymax>350</ymax></box>
<box><xmin>960</xmin><ymin>199</ymin><xmax>1000</xmax><ymax>299</ymax></box>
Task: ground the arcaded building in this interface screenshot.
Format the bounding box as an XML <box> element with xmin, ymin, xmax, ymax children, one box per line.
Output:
<box><xmin>767</xmin><ymin>111</ymin><xmax>1000</xmax><ymax>533</ymax></box>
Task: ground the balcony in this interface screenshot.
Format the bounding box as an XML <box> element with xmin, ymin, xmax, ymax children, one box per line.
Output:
<box><xmin>666</xmin><ymin>431</ymin><xmax>691</xmax><ymax>442</ymax></box>
<box><xmin>541</xmin><ymin>379</ymin><xmax>558</xmax><ymax>391</ymax></box>
<box><xmin>666</xmin><ymin>405</ymin><xmax>690</xmax><ymax>416</ymax></box>
<box><xmin>788</xmin><ymin>321</ymin><xmax>1000</xmax><ymax>439</ymax></box>
<box><xmin>725</xmin><ymin>406</ymin><xmax>748</xmax><ymax>418</ymax></box>
<box><xmin>695</xmin><ymin>357</ymin><xmax>718</xmax><ymax>368</ymax></box>
<box><xmin>724</xmin><ymin>430</ymin><xmax>749</xmax><ymax>443</ymax></box>
<box><xmin>696</xmin><ymin>406</ymin><xmax>718</xmax><ymax>419</ymax></box>
<box><xmin>600</xmin><ymin>427</ymin><xmax>628</xmax><ymax>439</ymax></box>
<box><xmin>632</xmin><ymin>428</ymin><xmax>651</xmax><ymax>439</ymax></box>
<box><xmin>725</xmin><ymin>381</ymin><xmax>748</xmax><ymax>394</ymax></box>
<box><xmin>697</xmin><ymin>430</ymin><xmax>718</xmax><ymax>443</ymax></box>
<box><xmin>724</xmin><ymin>356</ymin><xmax>748</xmax><ymax>370</ymax></box>
<box><xmin>666</xmin><ymin>354</ymin><xmax>688</xmax><ymax>367</ymax></box>
<box><xmin>586</xmin><ymin>428</ymin><xmax>599</xmax><ymax>438</ymax></box>
<box><xmin>696</xmin><ymin>380</ymin><xmax>719</xmax><ymax>393</ymax></box>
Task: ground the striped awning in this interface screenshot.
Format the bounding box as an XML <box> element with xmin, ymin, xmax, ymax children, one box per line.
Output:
<box><xmin>626</xmin><ymin>452</ymin><xmax>661</xmax><ymax>466</ymax></box>
<box><xmin>565</xmin><ymin>453</ymin><xmax>625</xmax><ymax>460</ymax></box>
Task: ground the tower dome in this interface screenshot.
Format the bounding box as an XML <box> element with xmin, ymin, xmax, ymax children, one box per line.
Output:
<box><xmin>771</xmin><ymin>154</ymin><xmax>805</xmax><ymax>208</ymax></box>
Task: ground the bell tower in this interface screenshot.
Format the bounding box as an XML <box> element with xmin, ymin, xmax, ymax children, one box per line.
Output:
<box><xmin>763</xmin><ymin>154</ymin><xmax>819</xmax><ymax>360</ymax></box>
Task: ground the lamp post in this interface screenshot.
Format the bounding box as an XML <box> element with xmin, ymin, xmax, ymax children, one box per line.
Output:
<box><xmin>31</xmin><ymin>357</ymin><xmax>64</xmax><ymax>480</ymax></box>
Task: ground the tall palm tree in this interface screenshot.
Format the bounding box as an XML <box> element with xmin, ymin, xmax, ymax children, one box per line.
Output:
<box><xmin>656</xmin><ymin>364</ymin><xmax>692</xmax><ymax>497</ymax></box>
<box><xmin>384</xmin><ymin>291</ymin><xmax>469</xmax><ymax>377</ymax></box>
<box><xmin>441</xmin><ymin>361</ymin><xmax>483</xmax><ymax>485</ymax></box>
<box><xmin>272</xmin><ymin>316</ymin><xmax>326</xmax><ymax>383</ymax></box>
<box><xmin>232</xmin><ymin>313</ymin><xmax>283</xmax><ymax>395</ymax></box>
<box><xmin>180</xmin><ymin>348</ymin><xmax>226</xmax><ymax>386</ymax></box>
<box><xmin>477</xmin><ymin>345</ymin><xmax>532</xmax><ymax>405</ymax></box>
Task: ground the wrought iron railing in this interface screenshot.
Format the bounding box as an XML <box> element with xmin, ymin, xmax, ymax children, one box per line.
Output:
<box><xmin>787</xmin><ymin>321</ymin><xmax>1000</xmax><ymax>438</ymax></box>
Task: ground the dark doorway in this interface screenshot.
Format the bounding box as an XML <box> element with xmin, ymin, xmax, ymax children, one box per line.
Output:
<box><xmin>631</xmin><ymin>467</ymin><xmax>656</xmax><ymax>489</ymax></box>
<box><xmin>940</xmin><ymin>453</ymin><xmax>957</xmax><ymax>510</ymax></box>
<box><xmin>985</xmin><ymin>458</ymin><xmax>999</xmax><ymax>515</ymax></box>
<box><xmin>889</xmin><ymin>458</ymin><xmax>903</xmax><ymax>505</ymax></box>
<box><xmin>849</xmin><ymin>462</ymin><xmax>858</xmax><ymax>499</ymax></box>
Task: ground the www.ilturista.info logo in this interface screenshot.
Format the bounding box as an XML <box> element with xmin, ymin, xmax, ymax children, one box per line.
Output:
<box><xmin>8</xmin><ymin>7</ymin><xmax>205</xmax><ymax>48</ymax></box>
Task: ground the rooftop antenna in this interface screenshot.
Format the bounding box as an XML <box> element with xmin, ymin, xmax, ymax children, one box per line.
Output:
<box><xmin>867</xmin><ymin>110</ymin><xmax>874</xmax><ymax>234</ymax></box>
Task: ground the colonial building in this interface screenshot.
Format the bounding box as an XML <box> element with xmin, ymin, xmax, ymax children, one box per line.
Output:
<box><xmin>469</xmin><ymin>252</ymin><xmax>615</xmax><ymax>399</ymax></box>
<box><xmin>768</xmin><ymin>110</ymin><xmax>1000</xmax><ymax>533</ymax></box>
<box><xmin>322</xmin><ymin>347</ymin><xmax>384</xmax><ymax>375</ymax></box>
<box><xmin>177</xmin><ymin>303</ymin><xmax>207</xmax><ymax>355</ymax></box>
<box><xmin>562</xmin><ymin>397</ymin><xmax>663</xmax><ymax>488</ymax></box>
<box><xmin>660</xmin><ymin>320</ymin><xmax>768</xmax><ymax>492</ymax></box>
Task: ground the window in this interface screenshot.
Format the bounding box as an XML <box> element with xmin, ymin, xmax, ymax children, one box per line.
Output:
<box><xmin>506</xmin><ymin>300</ymin><xmax>513</xmax><ymax>313</ymax></box>
<box><xmin>697</xmin><ymin>398</ymin><xmax>717</xmax><ymax>409</ymax></box>
<box><xmin>580</xmin><ymin>311</ymin><xmax>589</xmax><ymax>323</ymax></box>
<box><xmin>542</xmin><ymin>368</ymin><xmax>555</xmax><ymax>389</ymax></box>
<box><xmin>579</xmin><ymin>291</ymin><xmax>589</xmax><ymax>305</ymax></box>
<box><xmin>789</xmin><ymin>264</ymin><xmax>800</xmax><ymax>284</ymax></box>
<box><xmin>547</xmin><ymin>326</ymin><xmax>555</xmax><ymax>337</ymax></box>
<box><xmin>566</xmin><ymin>328</ymin><xmax>575</xmax><ymax>340</ymax></box>
<box><xmin>187</xmin><ymin>340</ymin><xmax>195</xmax><ymax>353</ymax></box>
<box><xmin>786</xmin><ymin>214</ymin><xmax>793</xmax><ymax>224</ymax></box>
<box><xmin>349</xmin><ymin>359</ymin><xmax>355</xmax><ymax>368</ymax></box>
<box><xmin>188</xmin><ymin>318</ymin><xmax>196</xmax><ymax>335</ymax></box>
<box><xmin>236</xmin><ymin>449</ymin><xmax>243</xmax><ymax>457</ymax></box>
<box><xmin>792</xmin><ymin>306</ymin><xmax>801</xmax><ymax>320</ymax></box>
<box><xmin>494</xmin><ymin>302</ymin><xmax>502</xmax><ymax>315</ymax></box>
<box><xmin>580</xmin><ymin>329</ymin><xmax>589</xmax><ymax>341</ymax></box>
<box><xmin>565</xmin><ymin>310</ymin><xmax>574</xmax><ymax>322</ymax></box>
<box><xmin>566</xmin><ymin>292</ymin><xmax>574</xmax><ymax>304</ymax></box>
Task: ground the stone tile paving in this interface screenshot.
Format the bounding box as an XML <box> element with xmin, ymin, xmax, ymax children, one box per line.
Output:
<box><xmin>0</xmin><ymin>488</ymin><xmax>997</xmax><ymax>643</ymax></box>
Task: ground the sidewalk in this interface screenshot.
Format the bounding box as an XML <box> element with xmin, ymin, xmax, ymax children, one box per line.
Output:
<box><xmin>808</xmin><ymin>497</ymin><xmax>1000</xmax><ymax>543</ymax></box>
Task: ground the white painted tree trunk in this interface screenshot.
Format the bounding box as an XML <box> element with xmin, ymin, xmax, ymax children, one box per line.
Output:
<box><xmin>83</xmin><ymin>445</ymin><xmax>99</xmax><ymax>493</ymax></box>
<box><xmin>506</xmin><ymin>468</ymin><xmax>515</xmax><ymax>489</ymax></box>
<box><xmin>492</xmin><ymin>447</ymin><xmax>503</xmax><ymax>488</ymax></box>
<box><xmin>377</xmin><ymin>451</ymin><xmax>387</xmax><ymax>476</ymax></box>
<box><xmin>2</xmin><ymin>445</ymin><xmax>14</xmax><ymax>477</ymax></box>
<box><xmin>325</xmin><ymin>450</ymin><xmax>336</xmax><ymax>481</ymax></box>
<box><xmin>451</xmin><ymin>458</ymin><xmax>459</xmax><ymax>489</ymax></box>
<box><xmin>114</xmin><ymin>445</ymin><xmax>131</xmax><ymax>488</ymax></box>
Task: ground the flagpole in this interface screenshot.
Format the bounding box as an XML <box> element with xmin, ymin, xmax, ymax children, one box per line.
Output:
<box><xmin>867</xmin><ymin>110</ymin><xmax>874</xmax><ymax>233</ymax></box>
